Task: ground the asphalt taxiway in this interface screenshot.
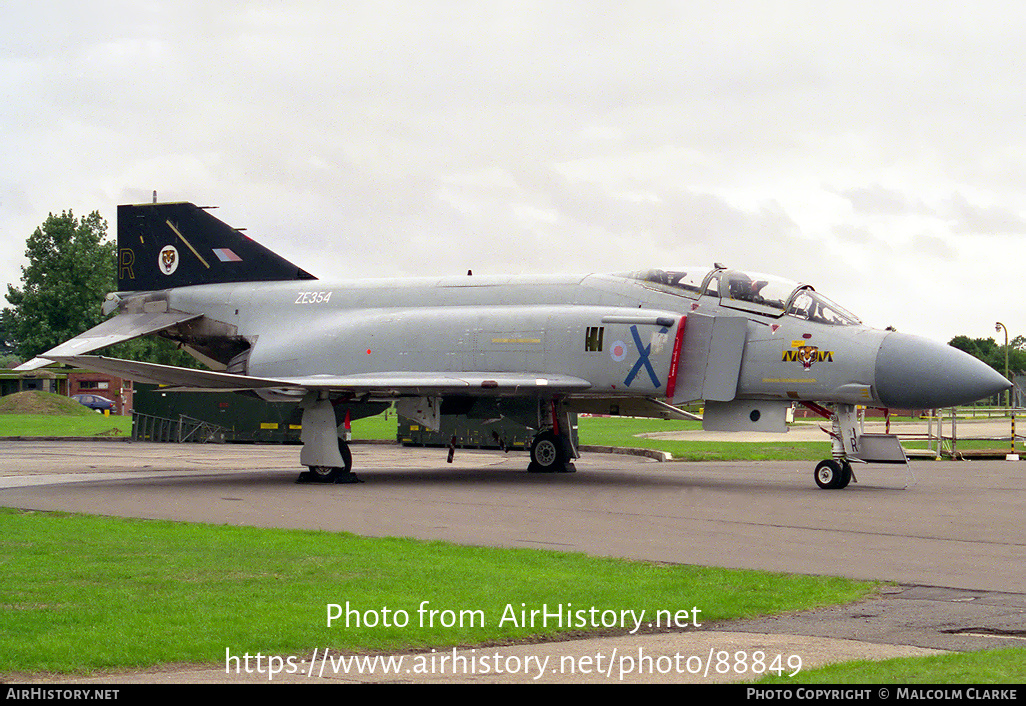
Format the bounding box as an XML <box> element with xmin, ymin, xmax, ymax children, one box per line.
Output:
<box><xmin>2</xmin><ymin>440</ymin><xmax>1023</xmax><ymax>683</ymax></box>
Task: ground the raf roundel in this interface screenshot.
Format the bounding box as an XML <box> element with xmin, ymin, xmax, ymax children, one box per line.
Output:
<box><xmin>158</xmin><ymin>245</ymin><xmax>179</xmax><ymax>275</ymax></box>
<box><xmin>610</xmin><ymin>340</ymin><xmax>627</xmax><ymax>362</ymax></box>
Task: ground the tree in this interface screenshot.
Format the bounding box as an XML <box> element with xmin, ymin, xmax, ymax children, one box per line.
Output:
<box><xmin>949</xmin><ymin>335</ymin><xmax>1026</xmax><ymax>376</ymax></box>
<box><xmin>5</xmin><ymin>210</ymin><xmax>114</xmax><ymax>360</ymax></box>
<box><xmin>0</xmin><ymin>309</ymin><xmax>15</xmax><ymax>354</ymax></box>
<box><xmin>4</xmin><ymin>209</ymin><xmax>201</xmax><ymax>368</ymax></box>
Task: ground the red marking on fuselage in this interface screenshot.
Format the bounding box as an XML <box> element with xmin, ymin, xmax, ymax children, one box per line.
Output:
<box><xmin>665</xmin><ymin>316</ymin><xmax>687</xmax><ymax>400</ymax></box>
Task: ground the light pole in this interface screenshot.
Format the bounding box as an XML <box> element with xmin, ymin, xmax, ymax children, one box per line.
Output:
<box><xmin>996</xmin><ymin>322</ymin><xmax>1010</xmax><ymax>408</ymax></box>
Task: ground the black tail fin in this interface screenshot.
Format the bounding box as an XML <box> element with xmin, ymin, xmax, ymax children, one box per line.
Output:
<box><xmin>117</xmin><ymin>202</ymin><xmax>316</xmax><ymax>291</ymax></box>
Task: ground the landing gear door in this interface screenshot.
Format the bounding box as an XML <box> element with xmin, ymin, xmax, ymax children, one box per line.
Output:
<box><xmin>672</xmin><ymin>312</ymin><xmax>746</xmax><ymax>404</ymax></box>
<box><xmin>396</xmin><ymin>397</ymin><xmax>442</xmax><ymax>432</ymax></box>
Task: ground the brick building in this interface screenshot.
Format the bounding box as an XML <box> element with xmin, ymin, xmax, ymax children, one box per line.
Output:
<box><xmin>0</xmin><ymin>367</ymin><xmax>132</xmax><ymax>415</ymax></box>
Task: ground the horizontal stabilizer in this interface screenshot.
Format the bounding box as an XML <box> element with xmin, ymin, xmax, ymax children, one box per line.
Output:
<box><xmin>42</xmin><ymin>355</ymin><xmax>593</xmax><ymax>396</ymax></box>
<box><xmin>14</xmin><ymin>311</ymin><xmax>202</xmax><ymax>372</ymax></box>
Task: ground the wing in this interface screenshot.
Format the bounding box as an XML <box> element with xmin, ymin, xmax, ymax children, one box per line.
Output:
<box><xmin>14</xmin><ymin>311</ymin><xmax>202</xmax><ymax>372</ymax></box>
<box><xmin>43</xmin><ymin>354</ymin><xmax>593</xmax><ymax>397</ymax></box>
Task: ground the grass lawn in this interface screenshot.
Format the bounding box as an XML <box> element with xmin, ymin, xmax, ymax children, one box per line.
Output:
<box><xmin>0</xmin><ymin>408</ymin><xmax>390</xmax><ymax>441</ymax></box>
<box><xmin>348</xmin><ymin>410</ymin><xmax>401</xmax><ymax>440</ymax></box>
<box><xmin>0</xmin><ymin>413</ymin><xmax>132</xmax><ymax>437</ymax></box>
<box><xmin>3</xmin><ymin>509</ymin><xmax>1021</xmax><ymax>683</ymax></box>
<box><xmin>577</xmin><ymin>416</ymin><xmax>831</xmax><ymax>461</ymax></box>
<box><xmin>1</xmin><ymin>410</ymin><xmax>1021</xmax><ymax>682</ymax></box>
<box><xmin>6</xmin><ymin>412</ymin><xmax>1015</xmax><ymax>460</ymax></box>
<box><xmin>759</xmin><ymin>648</ymin><xmax>1025</xmax><ymax>684</ymax></box>
<box><xmin>0</xmin><ymin>508</ymin><xmax>875</xmax><ymax>676</ymax></box>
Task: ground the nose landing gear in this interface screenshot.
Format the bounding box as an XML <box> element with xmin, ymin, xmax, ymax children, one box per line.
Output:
<box><xmin>804</xmin><ymin>401</ymin><xmax>909</xmax><ymax>490</ymax></box>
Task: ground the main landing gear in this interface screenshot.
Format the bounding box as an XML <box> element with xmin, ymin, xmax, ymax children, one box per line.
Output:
<box><xmin>528</xmin><ymin>399</ymin><xmax>578</xmax><ymax>473</ymax></box>
<box><xmin>296</xmin><ymin>395</ymin><xmax>362</xmax><ymax>484</ymax></box>
<box><xmin>528</xmin><ymin>430</ymin><xmax>576</xmax><ymax>473</ymax></box>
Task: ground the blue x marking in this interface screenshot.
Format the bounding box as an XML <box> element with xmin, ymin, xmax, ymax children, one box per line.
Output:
<box><xmin>623</xmin><ymin>325</ymin><xmax>666</xmax><ymax>388</ymax></box>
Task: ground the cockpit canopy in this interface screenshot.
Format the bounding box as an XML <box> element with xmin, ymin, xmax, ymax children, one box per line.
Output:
<box><xmin>628</xmin><ymin>267</ymin><xmax>861</xmax><ymax>326</ymax></box>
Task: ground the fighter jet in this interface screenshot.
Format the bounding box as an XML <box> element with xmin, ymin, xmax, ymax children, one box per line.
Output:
<box><xmin>17</xmin><ymin>201</ymin><xmax>1011</xmax><ymax>489</ymax></box>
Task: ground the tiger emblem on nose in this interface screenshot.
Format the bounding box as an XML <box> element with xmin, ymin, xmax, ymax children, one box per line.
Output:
<box><xmin>782</xmin><ymin>343</ymin><xmax>834</xmax><ymax>369</ymax></box>
<box><xmin>797</xmin><ymin>345</ymin><xmax>819</xmax><ymax>370</ymax></box>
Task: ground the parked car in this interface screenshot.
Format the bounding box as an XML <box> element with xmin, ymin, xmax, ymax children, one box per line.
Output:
<box><xmin>72</xmin><ymin>394</ymin><xmax>115</xmax><ymax>413</ymax></box>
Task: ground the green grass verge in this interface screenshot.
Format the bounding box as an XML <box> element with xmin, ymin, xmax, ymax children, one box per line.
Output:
<box><xmin>0</xmin><ymin>411</ymin><xmax>388</xmax><ymax>441</ymax></box>
<box><xmin>904</xmin><ymin>439</ymin><xmax>1020</xmax><ymax>454</ymax></box>
<box><xmin>0</xmin><ymin>413</ymin><xmax>132</xmax><ymax>437</ymax></box>
<box><xmin>0</xmin><ymin>508</ymin><xmax>875</xmax><ymax>676</ymax></box>
<box><xmin>2</xmin><ymin>409</ymin><xmax>1016</xmax><ymax>459</ymax></box>
<box><xmin>578</xmin><ymin>416</ymin><xmax>831</xmax><ymax>461</ymax></box>
<box><xmin>759</xmin><ymin>648</ymin><xmax>1025</xmax><ymax>684</ymax></box>
<box><xmin>349</xmin><ymin>411</ymin><xmax>401</xmax><ymax>440</ymax></box>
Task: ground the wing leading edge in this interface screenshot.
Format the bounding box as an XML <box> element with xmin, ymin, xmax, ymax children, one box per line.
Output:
<box><xmin>43</xmin><ymin>355</ymin><xmax>593</xmax><ymax>397</ymax></box>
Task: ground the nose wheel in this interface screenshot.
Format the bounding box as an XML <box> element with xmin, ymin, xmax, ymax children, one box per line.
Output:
<box><xmin>814</xmin><ymin>459</ymin><xmax>852</xmax><ymax>489</ymax></box>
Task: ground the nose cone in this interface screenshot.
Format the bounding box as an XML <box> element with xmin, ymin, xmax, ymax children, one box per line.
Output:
<box><xmin>875</xmin><ymin>332</ymin><xmax>1011</xmax><ymax>408</ymax></box>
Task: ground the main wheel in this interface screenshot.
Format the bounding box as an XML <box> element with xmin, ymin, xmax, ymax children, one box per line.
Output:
<box><xmin>814</xmin><ymin>459</ymin><xmax>847</xmax><ymax>489</ymax></box>
<box><xmin>529</xmin><ymin>431</ymin><xmax>569</xmax><ymax>472</ymax></box>
<box><xmin>308</xmin><ymin>465</ymin><xmax>341</xmax><ymax>483</ymax></box>
<box><xmin>304</xmin><ymin>439</ymin><xmax>355</xmax><ymax>483</ymax></box>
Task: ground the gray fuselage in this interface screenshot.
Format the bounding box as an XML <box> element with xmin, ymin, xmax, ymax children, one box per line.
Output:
<box><xmin>161</xmin><ymin>269</ymin><xmax>991</xmax><ymax>410</ymax></box>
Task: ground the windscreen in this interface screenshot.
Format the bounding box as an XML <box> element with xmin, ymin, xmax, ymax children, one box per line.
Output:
<box><xmin>627</xmin><ymin>267</ymin><xmax>862</xmax><ymax>325</ymax></box>
<box><xmin>719</xmin><ymin>271</ymin><xmax>796</xmax><ymax>313</ymax></box>
<box><xmin>785</xmin><ymin>287</ymin><xmax>861</xmax><ymax>326</ymax></box>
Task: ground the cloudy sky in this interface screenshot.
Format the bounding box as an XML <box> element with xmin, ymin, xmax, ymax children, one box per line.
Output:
<box><xmin>3</xmin><ymin>1</ymin><xmax>1024</xmax><ymax>344</ymax></box>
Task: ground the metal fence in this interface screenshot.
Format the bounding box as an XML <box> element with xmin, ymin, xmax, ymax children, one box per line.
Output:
<box><xmin>132</xmin><ymin>412</ymin><xmax>228</xmax><ymax>443</ymax></box>
<box><xmin>920</xmin><ymin>408</ymin><xmax>1023</xmax><ymax>459</ymax></box>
